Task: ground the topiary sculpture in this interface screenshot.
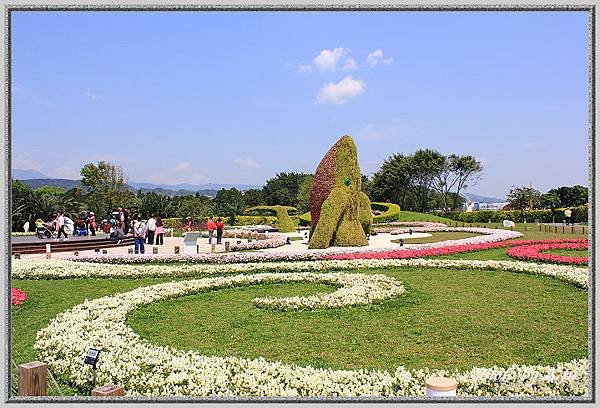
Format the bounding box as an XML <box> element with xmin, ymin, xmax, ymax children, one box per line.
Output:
<box><xmin>308</xmin><ymin>135</ymin><xmax>372</xmax><ymax>249</ymax></box>
<box><xmin>244</xmin><ymin>205</ymin><xmax>297</xmax><ymax>233</ymax></box>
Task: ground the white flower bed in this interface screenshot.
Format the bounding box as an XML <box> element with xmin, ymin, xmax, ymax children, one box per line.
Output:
<box><xmin>12</xmin><ymin>258</ymin><xmax>589</xmax><ymax>289</ymax></box>
<box><xmin>34</xmin><ymin>270</ymin><xmax>588</xmax><ymax>397</ymax></box>
<box><xmin>65</xmin><ymin>227</ymin><xmax>523</xmax><ymax>264</ymax></box>
<box><xmin>230</xmin><ymin>234</ymin><xmax>288</xmax><ymax>251</ymax></box>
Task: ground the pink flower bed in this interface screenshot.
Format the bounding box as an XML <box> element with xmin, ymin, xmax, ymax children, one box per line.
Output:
<box><xmin>325</xmin><ymin>239</ymin><xmax>588</xmax><ymax>261</ymax></box>
<box><xmin>507</xmin><ymin>242</ymin><xmax>588</xmax><ymax>265</ymax></box>
<box><xmin>12</xmin><ymin>288</ymin><xmax>27</xmax><ymax>305</ymax></box>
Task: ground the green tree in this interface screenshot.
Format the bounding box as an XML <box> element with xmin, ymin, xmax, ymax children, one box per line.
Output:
<box><xmin>407</xmin><ymin>149</ymin><xmax>446</xmax><ymax>213</ymax></box>
<box><xmin>80</xmin><ymin>161</ymin><xmax>128</xmax><ymax>218</ymax></box>
<box><xmin>295</xmin><ymin>175</ymin><xmax>314</xmax><ymax>213</ymax></box>
<box><xmin>368</xmin><ymin>154</ymin><xmax>412</xmax><ymax>206</ymax></box>
<box><xmin>507</xmin><ymin>186</ymin><xmax>541</xmax><ymax>222</ymax></box>
<box><xmin>242</xmin><ymin>189</ymin><xmax>265</xmax><ymax>208</ymax></box>
<box><xmin>447</xmin><ymin>155</ymin><xmax>483</xmax><ymax>211</ymax></box>
<box><xmin>262</xmin><ymin>172</ymin><xmax>311</xmax><ymax>207</ymax></box>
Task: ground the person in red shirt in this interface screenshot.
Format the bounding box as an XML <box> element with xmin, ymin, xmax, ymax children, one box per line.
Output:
<box><xmin>216</xmin><ymin>217</ymin><xmax>225</xmax><ymax>244</ymax></box>
<box><xmin>206</xmin><ymin>216</ymin><xmax>217</xmax><ymax>244</ymax></box>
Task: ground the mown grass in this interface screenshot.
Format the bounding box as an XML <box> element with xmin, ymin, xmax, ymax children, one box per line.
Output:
<box><xmin>396</xmin><ymin>211</ymin><xmax>454</xmax><ymax>223</ymax></box>
<box><xmin>127</xmin><ymin>268</ymin><xmax>587</xmax><ymax>373</ymax></box>
<box><xmin>391</xmin><ymin>231</ymin><xmax>481</xmax><ymax>244</ymax></box>
<box><xmin>10</xmin><ymin>214</ymin><xmax>590</xmax><ymax>395</ymax></box>
<box><xmin>543</xmin><ymin>249</ymin><xmax>589</xmax><ymax>257</ymax></box>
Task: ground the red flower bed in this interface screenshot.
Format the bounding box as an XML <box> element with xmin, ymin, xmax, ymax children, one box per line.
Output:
<box><xmin>12</xmin><ymin>288</ymin><xmax>27</xmax><ymax>305</ymax></box>
<box><xmin>507</xmin><ymin>242</ymin><xmax>588</xmax><ymax>265</ymax></box>
<box><xmin>324</xmin><ymin>239</ymin><xmax>587</xmax><ymax>261</ymax></box>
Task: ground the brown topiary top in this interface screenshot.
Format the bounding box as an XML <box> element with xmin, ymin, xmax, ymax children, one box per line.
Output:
<box><xmin>309</xmin><ymin>141</ymin><xmax>337</xmax><ymax>229</ymax></box>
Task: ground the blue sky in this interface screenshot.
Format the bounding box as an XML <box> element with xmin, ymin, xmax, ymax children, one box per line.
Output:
<box><xmin>12</xmin><ymin>11</ymin><xmax>589</xmax><ymax>197</ymax></box>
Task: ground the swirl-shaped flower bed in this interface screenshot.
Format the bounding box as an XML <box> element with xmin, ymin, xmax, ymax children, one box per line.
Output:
<box><xmin>326</xmin><ymin>239</ymin><xmax>587</xmax><ymax>261</ymax></box>
<box><xmin>12</xmin><ymin>258</ymin><xmax>589</xmax><ymax>288</ymax></box>
<box><xmin>507</xmin><ymin>242</ymin><xmax>588</xmax><ymax>265</ymax></box>
<box><xmin>32</xmin><ymin>264</ymin><xmax>588</xmax><ymax>397</ymax></box>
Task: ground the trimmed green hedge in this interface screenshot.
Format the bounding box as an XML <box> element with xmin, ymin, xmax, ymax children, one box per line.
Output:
<box><xmin>299</xmin><ymin>212</ymin><xmax>311</xmax><ymax>226</ymax></box>
<box><xmin>300</xmin><ymin>202</ymin><xmax>401</xmax><ymax>226</ymax></box>
<box><xmin>444</xmin><ymin>205</ymin><xmax>588</xmax><ymax>223</ymax></box>
<box><xmin>371</xmin><ymin>202</ymin><xmax>401</xmax><ymax>223</ymax></box>
<box><xmin>244</xmin><ymin>205</ymin><xmax>298</xmax><ymax>232</ymax></box>
<box><xmin>162</xmin><ymin>215</ymin><xmax>280</xmax><ymax>229</ymax></box>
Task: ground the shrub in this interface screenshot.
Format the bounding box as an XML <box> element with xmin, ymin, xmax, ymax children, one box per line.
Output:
<box><xmin>371</xmin><ymin>202</ymin><xmax>401</xmax><ymax>223</ymax></box>
<box><xmin>443</xmin><ymin>205</ymin><xmax>588</xmax><ymax>224</ymax></box>
<box><xmin>244</xmin><ymin>206</ymin><xmax>298</xmax><ymax>232</ymax></box>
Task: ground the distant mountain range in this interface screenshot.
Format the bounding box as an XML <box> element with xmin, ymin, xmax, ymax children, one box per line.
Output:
<box><xmin>12</xmin><ymin>169</ymin><xmax>261</xmax><ymax>197</ymax></box>
<box><xmin>13</xmin><ymin>168</ymin><xmax>506</xmax><ymax>202</ymax></box>
<box><xmin>463</xmin><ymin>192</ymin><xmax>506</xmax><ymax>203</ymax></box>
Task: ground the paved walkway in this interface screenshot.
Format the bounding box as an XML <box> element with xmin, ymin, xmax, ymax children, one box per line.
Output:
<box><xmin>17</xmin><ymin>236</ymin><xmax>242</xmax><ymax>260</ymax></box>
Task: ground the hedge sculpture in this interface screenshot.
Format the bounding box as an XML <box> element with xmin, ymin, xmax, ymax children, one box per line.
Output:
<box><xmin>244</xmin><ymin>205</ymin><xmax>297</xmax><ymax>233</ymax></box>
<box><xmin>308</xmin><ymin>135</ymin><xmax>372</xmax><ymax>249</ymax></box>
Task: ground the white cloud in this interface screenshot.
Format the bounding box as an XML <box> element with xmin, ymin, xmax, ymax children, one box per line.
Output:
<box><xmin>233</xmin><ymin>158</ymin><xmax>261</xmax><ymax>170</ymax></box>
<box><xmin>313</xmin><ymin>47</ymin><xmax>350</xmax><ymax>71</ymax></box>
<box><xmin>85</xmin><ymin>89</ymin><xmax>102</xmax><ymax>100</ymax></box>
<box><xmin>299</xmin><ymin>47</ymin><xmax>358</xmax><ymax>73</ymax></box>
<box><xmin>316</xmin><ymin>75</ymin><xmax>366</xmax><ymax>105</ymax></box>
<box><xmin>12</xmin><ymin>154</ymin><xmax>43</xmax><ymax>171</ymax></box>
<box><xmin>174</xmin><ymin>161</ymin><xmax>192</xmax><ymax>172</ymax></box>
<box><xmin>342</xmin><ymin>57</ymin><xmax>358</xmax><ymax>71</ymax></box>
<box><xmin>147</xmin><ymin>172</ymin><xmax>208</xmax><ymax>185</ymax></box>
<box><xmin>297</xmin><ymin>64</ymin><xmax>313</xmax><ymax>74</ymax></box>
<box><xmin>366</xmin><ymin>49</ymin><xmax>394</xmax><ymax>68</ymax></box>
<box><xmin>50</xmin><ymin>166</ymin><xmax>79</xmax><ymax>179</ymax></box>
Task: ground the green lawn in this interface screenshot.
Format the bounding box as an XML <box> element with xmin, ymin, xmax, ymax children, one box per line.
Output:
<box><xmin>10</xmin><ymin>215</ymin><xmax>591</xmax><ymax>396</ymax></box>
<box><xmin>127</xmin><ymin>268</ymin><xmax>587</xmax><ymax>373</ymax></box>
<box><xmin>391</xmin><ymin>231</ymin><xmax>481</xmax><ymax>244</ymax></box>
<box><xmin>394</xmin><ymin>211</ymin><xmax>454</xmax><ymax>223</ymax></box>
<box><xmin>543</xmin><ymin>249</ymin><xmax>589</xmax><ymax>257</ymax></box>
<box><xmin>11</xmin><ymin>264</ymin><xmax>588</xmax><ymax>396</ymax></box>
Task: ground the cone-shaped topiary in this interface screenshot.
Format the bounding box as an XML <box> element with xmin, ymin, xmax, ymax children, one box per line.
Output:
<box><xmin>309</xmin><ymin>135</ymin><xmax>371</xmax><ymax>249</ymax></box>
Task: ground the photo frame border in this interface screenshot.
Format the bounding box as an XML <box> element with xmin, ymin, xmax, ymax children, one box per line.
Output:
<box><xmin>1</xmin><ymin>2</ymin><xmax>596</xmax><ymax>405</ymax></box>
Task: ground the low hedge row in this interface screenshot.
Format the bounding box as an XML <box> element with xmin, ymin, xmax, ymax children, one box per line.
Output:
<box><xmin>162</xmin><ymin>215</ymin><xmax>280</xmax><ymax>229</ymax></box>
<box><xmin>298</xmin><ymin>202</ymin><xmax>401</xmax><ymax>226</ymax></box>
<box><xmin>443</xmin><ymin>205</ymin><xmax>588</xmax><ymax>223</ymax></box>
<box><xmin>371</xmin><ymin>202</ymin><xmax>401</xmax><ymax>224</ymax></box>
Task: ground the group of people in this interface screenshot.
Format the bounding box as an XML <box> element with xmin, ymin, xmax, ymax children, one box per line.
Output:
<box><xmin>109</xmin><ymin>208</ymin><xmax>166</xmax><ymax>254</ymax></box>
<box><xmin>183</xmin><ymin>216</ymin><xmax>225</xmax><ymax>244</ymax></box>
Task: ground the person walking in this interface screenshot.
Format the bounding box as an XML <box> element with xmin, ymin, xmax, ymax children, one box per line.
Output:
<box><xmin>54</xmin><ymin>211</ymin><xmax>68</xmax><ymax>241</ymax></box>
<box><xmin>216</xmin><ymin>217</ymin><xmax>225</xmax><ymax>244</ymax></box>
<box><xmin>132</xmin><ymin>216</ymin><xmax>148</xmax><ymax>254</ymax></box>
<box><xmin>155</xmin><ymin>216</ymin><xmax>165</xmax><ymax>245</ymax></box>
<box><xmin>564</xmin><ymin>207</ymin><xmax>572</xmax><ymax>225</ymax></box>
<box><xmin>147</xmin><ymin>215</ymin><xmax>157</xmax><ymax>245</ymax></box>
<box><xmin>124</xmin><ymin>209</ymin><xmax>131</xmax><ymax>235</ymax></box>
<box><xmin>88</xmin><ymin>212</ymin><xmax>97</xmax><ymax>236</ymax></box>
<box><xmin>207</xmin><ymin>216</ymin><xmax>216</xmax><ymax>244</ymax></box>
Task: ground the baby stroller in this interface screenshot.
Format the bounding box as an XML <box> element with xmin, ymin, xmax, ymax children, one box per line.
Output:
<box><xmin>73</xmin><ymin>215</ymin><xmax>89</xmax><ymax>236</ymax></box>
<box><xmin>35</xmin><ymin>219</ymin><xmax>56</xmax><ymax>240</ymax></box>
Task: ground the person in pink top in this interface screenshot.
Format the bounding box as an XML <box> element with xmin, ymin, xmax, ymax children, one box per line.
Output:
<box><xmin>54</xmin><ymin>210</ymin><xmax>68</xmax><ymax>241</ymax></box>
<box><xmin>206</xmin><ymin>216</ymin><xmax>217</xmax><ymax>244</ymax></box>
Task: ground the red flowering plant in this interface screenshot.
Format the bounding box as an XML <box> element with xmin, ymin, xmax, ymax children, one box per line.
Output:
<box><xmin>11</xmin><ymin>288</ymin><xmax>27</xmax><ymax>305</ymax></box>
<box><xmin>324</xmin><ymin>239</ymin><xmax>588</xmax><ymax>261</ymax></box>
<box><xmin>507</xmin><ymin>242</ymin><xmax>588</xmax><ymax>265</ymax></box>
